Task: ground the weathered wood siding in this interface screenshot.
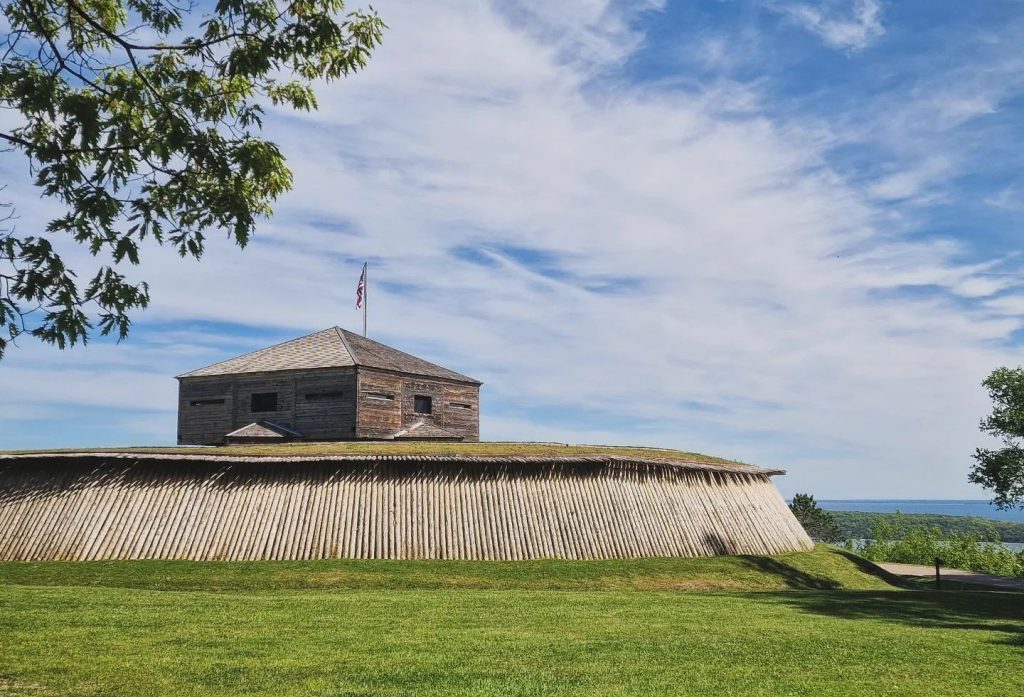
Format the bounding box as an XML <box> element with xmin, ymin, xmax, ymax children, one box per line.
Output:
<box><xmin>440</xmin><ymin>383</ymin><xmax>480</xmax><ymax>438</ymax></box>
<box><xmin>292</xmin><ymin>370</ymin><xmax>357</xmax><ymax>440</ymax></box>
<box><xmin>0</xmin><ymin>457</ymin><xmax>812</xmax><ymax>560</ymax></box>
<box><xmin>178</xmin><ymin>368</ymin><xmax>357</xmax><ymax>445</ymax></box>
<box><xmin>356</xmin><ymin>368</ymin><xmax>480</xmax><ymax>441</ymax></box>
<box><xmin>177</xmin><ymin>378</ymin><xmax>234</xmax><ymax>445</ymax></box>
<box><xmin>354</xmin><ymin>369</ymin><xmax>404</xmax><ymax>438</ymax></box>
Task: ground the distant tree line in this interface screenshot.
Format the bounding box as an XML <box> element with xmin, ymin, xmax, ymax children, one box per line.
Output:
<box><xmin>844</xmin><ymin>515</ymin><xmax>1024</xmax><ymax>578</ymax></box>
<box><xmin>788</xmin><ymin>494</ymin><xmax>1024</xmax><ymax>543</ymax></box>
<box><xmin>789</xmin><ymin>496</ymin><xmax>1024</xmax><ymax>576</ymax></box>
<box><xmin>830</xmin><ymin>511</ymin><xmax>1024</xmax><ymax>543</ymax></box>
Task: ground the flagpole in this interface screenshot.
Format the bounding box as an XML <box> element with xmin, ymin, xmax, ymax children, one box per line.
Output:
<box><xmin>363</xmin><ymin>262</ymin><xmax>368</xmax><ymax>337</ymax></box>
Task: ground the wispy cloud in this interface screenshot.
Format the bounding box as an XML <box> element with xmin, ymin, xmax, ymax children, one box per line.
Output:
<box><xmin>866</xmin><ymin>158</ymin><xmax>951</xmax><ymax>203</ymax></box>
<box><xmin>986</xmin><ymin>184</ymin><xmax>1024</xmax><ymax>211</ymax></box>
<box><xmin>772</xmin><ymin>0</ymin><xmax>884</xmax><ymax>51</ymax></box>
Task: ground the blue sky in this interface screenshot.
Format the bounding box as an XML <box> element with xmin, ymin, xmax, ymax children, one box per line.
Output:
<box><xmin>3</xmin><ymin>0</ymin><xmax>1024</xmax><ymax>499</ymax></box>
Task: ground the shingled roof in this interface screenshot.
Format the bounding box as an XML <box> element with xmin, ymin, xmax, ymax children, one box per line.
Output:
<box><xmin>391</xmin><ymin>421</ymin><xmax>464</xmax><ymax>441</ymax></box>
<box><xmin>177</xmin><ymin>327</ymin><xmax>481</xmax><ymax>384</ymax></box>
<box><xmin>225</xmin><ymin>421</ymin><xmax>303</xmax><ymax>440</ymax></box>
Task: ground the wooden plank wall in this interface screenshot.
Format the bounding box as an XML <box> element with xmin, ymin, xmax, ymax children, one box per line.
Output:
<box><xmin>0</xmin><ymin>459</ymin><xmax>813</xmax><ymax>561</ymax></box>
<box><xmin>177</xmin><ymin>378</ymin><xmax>235</xmax><ymax>445</ymax></box>
<box><xmin>354</xmin><ymin>370</ymin><xmax>404</xmax><ymax>438</ymax></box>
<box><xmin>434</xmin><ymin>382</ymin><xmax>479</xmax><ymax>440</ymax></box>
<box><xmin>178</xmin><ymin>369</ymin><xmax>357</xmax><ymax>445</ymax></box>
<box><xmin>291</xmin><ymin>370</ymin><xmax>357</xmax><ymax>440</ymax></box>
<box><xmin>356</xmin><ymin>368</ymin><xmax>480</xmax><ymax>441</ymax></box>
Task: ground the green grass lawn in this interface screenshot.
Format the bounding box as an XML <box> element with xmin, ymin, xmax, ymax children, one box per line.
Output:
<box><xmin>0</xmin><ymin>548</ymin><xmax>1021</xmax><ymax>697</ymax></box>
<box><xmin>0</xmin><ymin>547</ymin><xmax>896</xmax><ymax>593</ymax></box>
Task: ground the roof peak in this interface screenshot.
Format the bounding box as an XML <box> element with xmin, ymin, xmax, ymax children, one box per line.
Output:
<box><xmin>333</xmin><ymin>327</ymin><xmax>481</xmax><ymax>384</ymax></box>
<box><xmin>178</xmin><ymin>326</ymin><xmax>481</xmax><ymax>384</ymax></box>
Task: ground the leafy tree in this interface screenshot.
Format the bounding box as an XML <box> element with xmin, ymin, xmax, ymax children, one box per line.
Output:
<box><xmin>848</xmin><ymin>513</ymin><xmax>1024</xmax><ymax>577</ymax></box>
<box><xmin>971</xmin><ymin>367</ymin><xmax>1024</xmax><ymax>509</ymax></box>
<box><xmin>0</xmin><ymin>0</ymin><xmax>384</xmax><ymax>358</ymax></box>
<box><xmin>789</xmin><ymin>493</ymin><xmax>844</xmax><ymax>543</ymax></box>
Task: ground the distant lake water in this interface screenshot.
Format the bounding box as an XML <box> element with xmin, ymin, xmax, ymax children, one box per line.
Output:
<box><xmin>818</xmin><ymin>500</ymin><xmax>1024</xmax><ymax>522</ymax></box>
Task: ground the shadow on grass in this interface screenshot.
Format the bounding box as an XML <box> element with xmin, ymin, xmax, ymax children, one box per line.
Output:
<box><xmin>830</xmin><ymin>549</ymin><xmax>911</xmax><ymax>585</ymax></box>
<box><xmin>762</xmin><ymin>589</ymin><xmax>1024</xmax><ymax>649</ymax></box>
<box><xmin>702</xmin><ymin>533</ymin><xmax>842</xmax><ymax>589</ymax></box>
<box><xmin>737</xmin><ymin>555</ymin><xmax>841</xmax><ymax>589</ymax></box>
<box><xmin>706</xmin><ymin>535</ymin><xmax>900</xmax><ymax>590</ymax></box>
<box><xmin>721</xmin><ymin>542</ymin><xmax>1024</xmax><ymax>649</ymax></box>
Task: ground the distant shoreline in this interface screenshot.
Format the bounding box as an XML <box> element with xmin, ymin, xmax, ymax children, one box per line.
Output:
<box><xmin>820</xmin><ymin>508</ymin><xmax>1024</xmax><ymax>545</ymax></box>
<box><xmin>819</xmin><ymin>497</ymin><xmax>995</xmax><ymax>503</ymax></box>
<box><xmin>816</xmin><ymin>499</ymin><xmax>1024</xmax><ymax>523</ymax></box>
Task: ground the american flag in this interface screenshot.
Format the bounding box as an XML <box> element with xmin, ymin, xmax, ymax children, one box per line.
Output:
<box><xmin>356</xmin><ymin>264</ymin><xmax>366</xmax><ymax>309</ymax></box>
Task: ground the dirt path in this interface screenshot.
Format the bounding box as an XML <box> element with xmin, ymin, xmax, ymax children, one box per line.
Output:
<box><xmin>877</xmin><ymin>562</ymin><xmax>1024</xmax><ymax>590</ymax></box>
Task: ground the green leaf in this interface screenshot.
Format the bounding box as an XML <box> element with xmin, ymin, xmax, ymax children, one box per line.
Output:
<box><xmin>0</xmin><ymin>0</ymin><xmax>384</xmax><ymax>359</ymax></box>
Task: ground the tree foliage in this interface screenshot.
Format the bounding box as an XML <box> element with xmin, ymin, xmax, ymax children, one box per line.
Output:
<box><xmin>970</xmin><ymin>366</ymin><xmax>1024</xmax><ymax>509</ymax></box>
<box><xmin>846</xmin><ymin>514</ymin><xmax>1024</xmax><ymax>578</ymax></box>
<box><xmin>0</xmin><ymin>0</ymin><xmax>384</xmax><ymax>357</ymax></box>
<box><xmin>831</xmin><ymin>510</ymin><xmax>1024</xmax><ymax>542</ymax></box>
<box><xmin>789</xmin><ymin>493</ymin><xmax>843</xmax><ymax>543</ymax></box>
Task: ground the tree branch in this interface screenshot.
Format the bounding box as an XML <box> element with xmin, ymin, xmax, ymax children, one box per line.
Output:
<box><xmin>20</xmin><ymin>0</ymin><xmax>112</xmax><ymax>95</ymax></box>
<box><xmin>1</xmin><ymin>131</ymin><xmax>137</xmax><ymax>155</ymax></box>
<box><xmin>0</xmin><ymin>132</ymin><xmax>32</xmax><ymax>148</ymax></box>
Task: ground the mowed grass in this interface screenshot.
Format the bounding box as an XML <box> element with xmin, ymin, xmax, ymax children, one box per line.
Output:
<box><xmin>0</xmin><ymin>547</ymin><xmax>895</xmax><ymax>592</ymax></box>
<box><xmin>0</xmin><ymin>548</ymin><xmax>1021</xmax><ymax>697</ymax></box>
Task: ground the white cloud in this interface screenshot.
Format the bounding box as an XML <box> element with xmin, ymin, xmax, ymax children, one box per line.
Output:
<box><xmin>773</xmin><ymin>0</ymin><xmax>884</xmax><ymax>51</ymax></box>
<box><xmin>2</xmin><ymin>0</ymin><xmax>1023</xmax><ymax>500</ymax></box>
<box><xmin>867</xmin><ymin>158</ymin><xmax>951</xmax><ymax>203</ymax></box>
<box><xmin>500</xmin><ymin>0</ymin><xmax>665</xmax><ymax>67</ymax></box>
<box><xmin>930</xmin><ymin>95</ymin><xmax>999</xmax><ymax>126</ymax></box>
<box><xmin>986</xmin><ymin>184</ymin><xmax>1024</xmax><ymax>211</ymax></box>
<box><xmin>982</xmin><ymin>293</ymin><xmax>1024</xmax><ymax>317</ymax></box>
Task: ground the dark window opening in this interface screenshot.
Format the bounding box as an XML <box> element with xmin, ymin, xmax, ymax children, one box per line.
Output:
<box><xmin>414</xmin><ymin>395</ymin><xmax>433</xmax><ymax>414</ymax></box>
<box><xmin>190</xmin><ymin>398</ymin><xmax>225</xmax><ymax>407</ymax></box>
<box><xmin>365</xmin><ymin>392</ymin><xmax>394</xmax><ymax>401</ymax></box>
<box><xmin>449</xmin><ymin>402</ymin><xmax>472</xmax><ymax>410</ymax></box>
<box><xmin>305</xmin><ymin>391</ymin><xmax>345</xmax><ymax>401</ymax></box>
<box><xmin>250</xmin><ymin>392</ymin><xmax>278</xmax><ymax>412</ymax></box>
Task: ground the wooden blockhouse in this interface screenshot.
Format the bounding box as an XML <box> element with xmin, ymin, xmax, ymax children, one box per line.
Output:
<box><xmin>0</xmin><ymin>329</ymin><xmax>816</xmax><ymax>562</ymax></box>
<box><xmin>177</xmin><ymin>327</ymin><xmax>481</xmax><ymax>445</ymax></box>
